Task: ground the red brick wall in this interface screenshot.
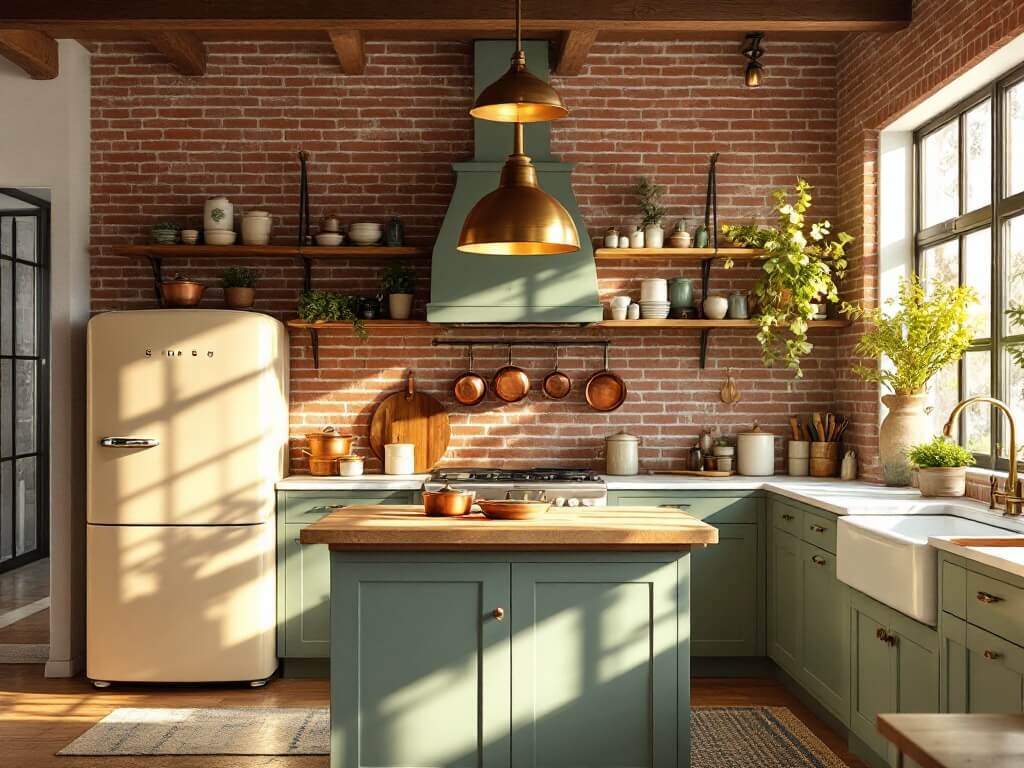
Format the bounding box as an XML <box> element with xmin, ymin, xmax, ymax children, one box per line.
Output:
<box><xmin>835</xmin><ymin>0</ymin><xmax>1024</xmax><ymax>482</ymax></box>
<box><xmin>90</xmin><ymin>38</ymin><xmax>844</xmax><ymax>473</ymax></box>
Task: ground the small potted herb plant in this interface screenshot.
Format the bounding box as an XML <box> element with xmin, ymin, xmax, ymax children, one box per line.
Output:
<box><xmin>907</xmin><ymin>436</ymin><xmax>976</xmax><ymax>497</ymax></box>
<box><xmin>632</xmin><ymin>177</ymin><xmax>667</xmax><ymax>248</ymax></box>
<box><xmin>222</xmin><ymin>267</ymin><xmax>257</xmax><ymax>309</ymax></box>
<box><xmin>297</xmin><ymin>289</ymin><xmax>367</xmax><ymax>339</ymax></box>
<box><xmin>382</xmin><ymin>262</ymin><xmax>415</xmax><ymax>320</ymax></box>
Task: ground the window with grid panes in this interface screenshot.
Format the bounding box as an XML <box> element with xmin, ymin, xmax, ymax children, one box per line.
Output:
<box><xmin>914</xmin><ymin>63</ymin><xmax>1024</xmax><ymax>472</ymax></box>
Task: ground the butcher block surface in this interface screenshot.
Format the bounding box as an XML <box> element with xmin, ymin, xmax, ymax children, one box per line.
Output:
<box><xmin>299</xmin><ymin>504</ymin><xmax>718</xmax><ymax>550</ymax></box>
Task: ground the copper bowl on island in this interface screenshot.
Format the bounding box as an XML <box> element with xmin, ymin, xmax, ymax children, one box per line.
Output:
<box><xmin>477</xmin><ymin>499</ymin><xmax>550</xmax><ymax>521</ymax></box>
<box><xmin>422</xmin><ymin>482</ymin><xmax>476</xmax><ymax>517</ymax></box>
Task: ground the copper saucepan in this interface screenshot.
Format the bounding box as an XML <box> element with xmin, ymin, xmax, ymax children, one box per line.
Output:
<box><xmin>542</xmin><ymin>346</ymin><xmax>572</xmax><ymax>400</ymax></box>
<box><xmin>306</xmin><ymin>426</ymin><xmax>354</xmax><ymax>457</ymax></box>
<box><xmin>585</xmin><ymin>346</ymin><xmax>627</xmax><ymax>412</ymax></box>
<box><xmin>452</xmin><ymin>346</ymin><xmax>487</xmax><ymax>407</ymax></box>
<box><xmin>422</xmin><ymin>481</ymin><xmax>476</xmax><ymax>517</ymax></box>
<box><xmin>492</xmin><ymin>346</ymin><xmax>530</xmax><ymax>403</ymax></box>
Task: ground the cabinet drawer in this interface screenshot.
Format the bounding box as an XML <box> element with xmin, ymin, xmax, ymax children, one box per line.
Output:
<box><xmin>803</xmin><ymin>510</ymin><xmax>837</xmax><ymax>554</ymax></box>
<box><xmin>613</xmin><ymin>494</ymin><xmax>760</xmax><ymax>524</ymax></box>
<box><xmin>966</xmin><ymin>571</ymin><xmax>1024</xmax><ymax>646</ymax></box>
<box><xmin>281</xmin><ymin>491</ymin><xmax>414</xmax><ymax>523</ymax></box>
<box><xmin>771</xmin><ymin>502</ymin><xmax>803</xmax><ymax>537</ymax></box>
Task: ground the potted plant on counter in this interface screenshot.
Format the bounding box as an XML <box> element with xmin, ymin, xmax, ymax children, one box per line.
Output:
<box><xmin>382</xmin><ymin>262</ymin><xmax>415</xmax><ymax>320</ymax></box>
<box><xmin>720</xmin><ymin>178</ymin><xmax>853</xmax><ymax>377</ymax></box>
<box><xmin>632</xmin><ymin>177</ymin><xmax>667</xmax><ymax>248</ymax></box>
<box><xmin>908</xmin><ymin>436</ymin><xmax>975</xmax><ymax>497</ymax></box>
<box><xmin>846</xmin><ymin>275</ymin><xmax>977</xmax><ymax>486</ymax></box>
<box><xmin>297</xmin><ymin>289</ymin><xmax>368</xmax><ymax>340</ymax></box>
<box><xmin>223</xmin><ymin>267</ymin><xmax>257</xmax><ymax>309</ymax></box>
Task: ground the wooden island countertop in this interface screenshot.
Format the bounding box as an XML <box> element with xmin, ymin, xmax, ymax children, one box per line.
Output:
<box><xmin>299</xmin><ymin>504</ymin><xmax>718</xmax><ymax>550</ymax></box>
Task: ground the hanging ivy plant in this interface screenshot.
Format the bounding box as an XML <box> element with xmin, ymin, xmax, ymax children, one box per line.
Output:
<box><xmin>721</xmin><ymin>178</ymin><xmax>853</xmax><ymax>377</ymax></box>
<box><xmin>297</xmin><ymin>290</ymin><xmax>367</xmax><ymax>340</ymax></box>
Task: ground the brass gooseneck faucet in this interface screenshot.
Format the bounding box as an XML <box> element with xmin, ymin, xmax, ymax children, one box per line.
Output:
<box><xmin>943</xmin><ymin>396</ymin><xmax>1022</xmax><ymax>516</ymax></box>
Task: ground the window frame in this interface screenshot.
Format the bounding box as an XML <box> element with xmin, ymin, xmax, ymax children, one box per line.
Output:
<box><xmin>913</xmin><ymin>61</ymin><xmax>1024</xmax><ymax>473</ymax></box>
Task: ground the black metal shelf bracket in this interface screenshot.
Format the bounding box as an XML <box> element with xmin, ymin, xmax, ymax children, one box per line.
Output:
<box><xmin>307</xmin><ymin>327</ymin><xmax>320</xmax><ymax>369</ymax></box>
<box><xmin>147</xmin><ymin>254</ymin><xmax>164</xmax><ymax>307</ymax></box>
<box><xmin>699</xmin><ymin>329</ymin><xmax>711</xmax><ymax>369</ymax></box>
<box><xmin>302</xmin><ymin>255</ymin><xmax>312</xmax><ymax>293</ymax></box>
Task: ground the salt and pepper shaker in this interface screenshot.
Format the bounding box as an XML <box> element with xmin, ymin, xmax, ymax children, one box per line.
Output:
<box><xmin>841</xmin><ymin>450</ymin><xmax>858</xmax><ymax>481</ymax></box>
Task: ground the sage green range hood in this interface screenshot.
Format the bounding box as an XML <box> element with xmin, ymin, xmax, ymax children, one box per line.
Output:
<box><xmin>427</xmin><ymin>40</ymin><xmax>602</xmax><ymax>324</ymax></box>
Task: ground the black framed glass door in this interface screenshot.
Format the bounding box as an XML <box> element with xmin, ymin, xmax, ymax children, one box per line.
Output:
<box><xmin>0</xmin><ymin>188</ymin><xmax>49</xmax><ymax>573</ymax></box>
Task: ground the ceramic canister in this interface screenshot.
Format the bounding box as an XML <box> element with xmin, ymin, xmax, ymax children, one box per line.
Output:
<box><xmin>605</xmin><ymin>431</ymin><xmax>641</xmax><ymax>475</ymax></box>
<box><xmin>737</xmin><ymin>423</ymin><xmax>776</xmax><ymax>476</ymax></box>
<box><xmin>669</xmin><ymin>278</ymin><xmax>694</xmax><ymax>308</ymax></box>
<box><xmin>384</xmin><ymin>443</ymin><xmax>415</xmax><ymax>475</ymax></box>
<box><xmin>242</xmin><ymin>212</ymin><xmax>272</xmax><ymax>245</ymax></box>
<box><xmin>204</xmin><ymin>196</ymin><xmax>234</xmax><ymax>231</ymax></box>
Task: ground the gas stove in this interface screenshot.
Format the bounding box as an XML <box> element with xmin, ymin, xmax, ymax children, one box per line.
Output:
<box><xmin>425</xmin><ymin>467</ymin><xmax>607</xmax><ymax>507</ymax></box>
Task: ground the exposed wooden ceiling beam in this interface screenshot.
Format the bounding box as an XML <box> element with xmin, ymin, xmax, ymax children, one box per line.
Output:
<box><xmin>554</xmin><ymin>29</ymin><xmax>596</xmax><ymax>76</ymax></box>
<box><xmin>328</xmin><ymin>29</ymin><xmax>364</xmax><ymax>74</ymax></box>
<box><xmin>146</xmin><ymin>30</ymin><xmax>206</xmax><ymax>75</ymax></box>
<box><xmin>0</xmin><ymin>29</ymin><xmax>58</xmax><ymax>79</ymax></box>
<box><xmin>0</xmin><ymin>1</ymin><xmax>913</xmax><ymax>34</ymax></box>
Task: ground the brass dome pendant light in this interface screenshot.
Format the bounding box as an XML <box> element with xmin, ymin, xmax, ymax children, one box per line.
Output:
<box><xmin>458</xmin><ymin>0</ymin><xmax>579</xmax><ymax>254</ymax></box>
<box><xmin>469</xmin><ymin>0</ymin><xmax>568</xmax><ymax>123</ymax></box>
<box><xmin>458</xmin><ymin>123</ymin><xmax>580</xmax><ymax>254</ymax></box>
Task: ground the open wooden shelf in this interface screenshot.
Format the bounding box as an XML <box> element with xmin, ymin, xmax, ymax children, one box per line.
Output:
<box><xmin>594</xmin><ymin>247</ymin><xmax>765</xmax><ymax>260</ymax></box>
<box><xmin>286</xmin><ymin>319</ymin><xmax>431</xmax><ymax>329</ymax></box>
<box><xmin>596</xmin><ymin>319</ymin><xmax>849</xmax><ymax>329</ymax></box>
<box><xmin>112</xmin><ymin>244</ymin><xmax>428</xmax><ymax>259</ymax></box>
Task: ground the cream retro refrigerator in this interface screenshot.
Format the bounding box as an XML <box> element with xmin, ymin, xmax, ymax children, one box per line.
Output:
<box><xmin>86</xmin><ymin>310</ymin><xmax>288</xmax><ymax>685</ymax></box>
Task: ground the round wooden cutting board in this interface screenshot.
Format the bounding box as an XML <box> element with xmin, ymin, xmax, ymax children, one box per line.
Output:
<box><xmin>369</xmin><ymin>371</ymin><xmax>451</xmax><ymax>472</ymax></box>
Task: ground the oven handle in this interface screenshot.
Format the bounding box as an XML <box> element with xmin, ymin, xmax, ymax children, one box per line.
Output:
<box><xmin>100</xmin><ymin>437</ymin><xmax>160</xmax><ymax>448</ymax></box>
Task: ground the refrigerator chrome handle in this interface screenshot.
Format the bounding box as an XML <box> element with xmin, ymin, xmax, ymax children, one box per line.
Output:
<box><xmin>100</xmin><ymin>437</ymin><xmax>160</xmax><ymax>448</ymax></box>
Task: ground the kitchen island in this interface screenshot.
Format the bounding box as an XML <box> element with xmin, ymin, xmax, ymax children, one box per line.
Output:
<box><xmin>300</xmin><ymin>504</ymin><xmax>717</xmax><ymax>768</ymax></box>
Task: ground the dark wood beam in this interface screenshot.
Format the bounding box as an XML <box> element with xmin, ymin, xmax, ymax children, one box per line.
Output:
<box><xmin>0</xmin><ymin>1</ymin><xmax>914</xmax><ymax>34</ymax></box>
<box><xmin>328</xmin><ymin>29</ymin><xmax>364</xmax><ymax>74</ymax></box>
<box><xmin>554</xmin><ymin>29</ymin><xmax>596</xmax><ymax>75</ymax></box>
<box><xmin>0</xmin><ymin>29</ymin><xmax>57</xmax><ymax>79</ymax></box>
<box><xmin>146</xmin><ymin>30</ymin><xmax>206</xmax><ymax>75</ymax></box>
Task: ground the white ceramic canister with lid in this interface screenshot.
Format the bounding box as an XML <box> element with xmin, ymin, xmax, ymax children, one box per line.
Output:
<box><xmin>204</xmin><ymin>196</ymin><xmax>234</xmax><ymax>231</ymax></box>
<box><xmin>737</xmin><ymin>422</ymin><xmax>776</xmax><ymax>476</ymax></box>
<box><xmin>384</xmin><ymin>443</ymin><xmax>416</xmax><ymax>475</ymax></box>
<box><xmin>605</xmin><ymin>431</ymin><xmax>641</xmax><ymax>475</ymax></box>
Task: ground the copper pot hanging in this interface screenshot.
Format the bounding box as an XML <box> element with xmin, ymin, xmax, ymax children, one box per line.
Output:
<box><xmin>452</xmin><ymin>346</ymin><xmax>487</xmax><ymax>407</ymax></box>
<box><xmin>585</xmin><ymin>346</ymin><xmax>627</xmax><ymax>412</ymax></box>
<box><xmin>542</xmin><ymin>346</ymin><xmax>572</xmax><ymax>400</ymax></box>
<box><xmin>492</xmin><ymin>346</ymin><xmax>531</xmax><ymax>403</ymax></box>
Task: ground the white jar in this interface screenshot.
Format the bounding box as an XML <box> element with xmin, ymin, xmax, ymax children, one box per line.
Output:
<box><xmin>737</xmin><ymin>423</ymin><xmax>776</xmax><ymax>476</ymax></box>
<box><xmin>241</xmin><ymin>212</ymin><xmax>272</xmax><ymax>245</ymax></box>
<box><xmin>629</xmin><ymin>226</ymin><xmax>645</xmax><ymax>249</ymax></box>
<box><xmin>703</xmin><ymin>295</ymin><xmax>729</xmax><ymax>320</ymax></box>
<box><xmin>338</xmin><ymin>455</ymin><xmax>364</xmax><ymax>477</ymax></box>
<box><xmin>618</xmin><ymin>235</ymin><xmax>629</xmax><ymax>248</ymax></box>
<box><xmin>384</xmin><ymin>443</ymin><xmax>415</xmax><ymax>475</ymax></box>
<box><xmin>605</xmin><ymin>431</ymin><xmax>640</xmax><ymax>475</ymax></box>
<box><xmin>640</xmin><ymin>278</ymin><xmax>668</xmax><ymax>303</ymax></box>
<box><xmin>627</xmin><ymin>302</ymin><xmax>641</xmax><ymax>320</ymax></box>
<box><xmin>204</xmin><ymin>196</ymin><xmax>234</xmax><ymax>231</ymax></box>
<box><xmin>603</xmin><ymin>227</ymin><xmax>619</xmax><ymax>248</ymax></box>
<box><xmin>644</xmin><ymin>223</ymin><xmax>664</xmax><ymax>248</ymax></box>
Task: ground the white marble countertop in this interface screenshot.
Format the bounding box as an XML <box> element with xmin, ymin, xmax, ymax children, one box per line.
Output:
<box><xmin>929</xmin><ymin>535</ymin><xmax>1024</xmax><ymax>579</ymax></box>
<box><xmin>277</xmin><ymin>473</ymin><xmax>430</xmax><ymax>491</ymax></box>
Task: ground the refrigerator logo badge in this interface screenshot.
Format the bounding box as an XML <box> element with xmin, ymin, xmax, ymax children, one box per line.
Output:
<box><xmin>144</xmin><ymin>349</ymin><xmax>215</xmax><ymax>358</ymax></box>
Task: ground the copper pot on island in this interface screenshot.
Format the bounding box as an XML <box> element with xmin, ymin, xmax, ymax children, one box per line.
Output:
<box><xmin>422</xmin><ymin>480</ymin><xmax>476</xmax><ymax>517</ymax></box>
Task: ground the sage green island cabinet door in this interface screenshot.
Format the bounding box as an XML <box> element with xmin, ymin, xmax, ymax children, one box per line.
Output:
<box><xmin>691</xmin><ymin>524</ymin><xmax>760</xmax><ymax>656</ymax></box>
<box><xmin>282</xmin><ymin>523</ymin><xmax>330</xmax><ymax>657</ymax></box>
<box><xmin>892</xmin><ymin>618</ymin><xmax>939</xmax><ymax>718</ymax></box>
<box><xmin>768</xmin><ymin>528</ymin><xmax>802</xmax><ymax>678</ymax></box>
<box><xmin>510</xmin><ymin>559</ymin><xmax>685</xmax><ymax>768</ymax></box>
<box><xmin>799</xmin><ymin>542</ymin><xmax>849</xmax><ymax>725</ymax></box>
<box><xmin>330</xmin><ymin>562</ymin><xmax>511</xmax><ymax>768</ymax></box>
<box><xmin>940</xmin><ymin>614</ymin><xmax>968</xmax><ymax>713</ymax></box>
<box><xmin>964</xmin><ymin>623</ymin><xmax>1024</xmax><ymax>713</ymax></box>
<box><xmin>849</xmin><ymin>596</ymin><xmax>895</xmax><ymax>759</ymax></box>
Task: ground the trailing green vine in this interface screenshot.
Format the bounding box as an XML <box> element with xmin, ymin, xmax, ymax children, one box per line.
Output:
<box><xmin>721</xmin><ymin>178</ymin><xmax>853</xmax><ymax>377</ymax></box>
<box><xmin>297</xmin><ymin>290</ymin><xmax>368</xmax><ymax>340</ymax></box>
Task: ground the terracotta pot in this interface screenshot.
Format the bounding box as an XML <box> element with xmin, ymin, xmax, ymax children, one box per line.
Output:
<box><xmin>917</xmin><ymin>467</ymin><xmax>967</xmax><ymax>497</ymax></box>
<box><xmin>224</xmin><ymin>286</ymin><xmax>255</xmax><ymax>309</ymax></box>
<box><xmin>879</xmin><ymin>393</ymin><xmax>930</xmax><ymax>486</ymax></box>
<box><xmin>389</xmin><ymin>293</ymin><xmax>414</xmax><ymax>320</ymax></box>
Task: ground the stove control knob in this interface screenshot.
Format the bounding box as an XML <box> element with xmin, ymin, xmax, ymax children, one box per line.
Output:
<box><xmin>553</xmin><ymin>496</ymin><xmax>566</xmax><ymax>507</ymax></box>
<box><xmin>566</xmin><ymin>497</ymin><xmax>580</xmax><ymax>507</ymax></box>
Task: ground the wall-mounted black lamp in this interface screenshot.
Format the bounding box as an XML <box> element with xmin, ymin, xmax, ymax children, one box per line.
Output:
<box><xmin>742</xmin><ymin>33</ymin><xmax>764</xmax><ymax>88</ymax></box>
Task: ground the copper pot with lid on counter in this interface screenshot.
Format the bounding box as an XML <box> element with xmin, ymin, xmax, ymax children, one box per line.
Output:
<box><xmin>422</xmin><ymin>480</ymin><xmax>476</xmax><ymax>517</ymax></box>
<box><xmin>306</xmin><ymin>426</ymin><xmax>354</xmax><ymax>457</ymax></box>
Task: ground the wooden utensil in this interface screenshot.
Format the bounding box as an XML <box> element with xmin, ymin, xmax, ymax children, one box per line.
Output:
<box><xmin>492</xmin><ymin>346</ymin><xmax>531</xmax><ymax>403</ymax></box>
<box><xmin>452</xmin><ymin>347</ymin><xmax>487</xmax><ymax>406</ymax></box>
<box><xmin>661</xmin><ymin>469</ymin><xmax>736</xmax><ymax>477</ymax></box>
<box><xmin>789</xmin><ymin>416</ymin><xmax>801</xmax><ymax>441</ymax></box>
<box><xmin>585</xmin><ymin>346</ymin><xmax>627</xmax><ymax>412</ymax></box>
<box><xmin>720</xmin><ymin>369</ymin><xmax>740</xmax><ymax>404</ymax></box>
<box><xmin>813</xmin><ymin>412</ymin><xmax>825</xmax><ymax>442</ymax></box>
<box><xmin>542</xmin><ymin>346</ymin><xmax>572</xmax><ymax>400</ymax></box>
<box><xmin>369</xmin><ymin>370</ymin><xmax>451</xmax><ymax>472</ymax></box>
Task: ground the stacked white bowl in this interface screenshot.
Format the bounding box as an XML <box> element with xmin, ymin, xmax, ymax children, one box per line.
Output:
<box><xmin>639</xmin><ymin>279</ymin><xmax>671</xmax><ymax>319</ymax></box>
<box><xmin>348</xmin><ymin>222</ymin><xmax>382</xmax><ymax>246</ymax></box>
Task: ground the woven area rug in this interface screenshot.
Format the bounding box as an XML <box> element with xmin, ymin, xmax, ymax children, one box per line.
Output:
<box><xmin>61</xmin><ymin>704</ymin><xmax>849</xmax><ymax>765</ymax></box>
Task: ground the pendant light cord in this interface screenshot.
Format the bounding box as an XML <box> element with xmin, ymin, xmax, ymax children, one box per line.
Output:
<box><xmin>515</xmin><ymin>0</ymin><xmax>522</xmax><ymax>52</ymax></box>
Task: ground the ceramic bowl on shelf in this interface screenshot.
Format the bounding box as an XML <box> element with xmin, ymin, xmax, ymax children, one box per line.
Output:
<box><xmin>348</xmin><ymin>222</ymin><xmax>383</xmax><ymax>246</ymax></box>
<box><xmin>703</xmin><ymin>295</ymin><xmax>729</xmax><ymax>320</ymax></box>
<box><xmin>316</xmin><ymin>232</ymin><xmax>344</xmax><ymax>247</ymax></box>
<box><xmin>180</xmin><ymin>229</ymin><xmax>199</xmax><ymax>245</ymax></box>
<box><xmin>204</xmin><ymin>230</ymin><xmax>236</xmax><ymax>246</ymax></box>
<box><xmin>639</xmin><ymin>301</ymin><xmax>671</xmax><ymax>320</ymax></box>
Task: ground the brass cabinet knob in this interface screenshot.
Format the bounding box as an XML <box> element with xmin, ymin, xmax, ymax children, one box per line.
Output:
<box><xmin>809</xmin><ymin>524</ymin><xmax>827</xmax><ymax>534</ymax></box>
<box><xmin>782</xmin><ymin>514</ymin><xmax>795</xmax><ymax>521</ymax></box>
<box><xmin>811</xmin><ymin>555</ymin><xmax>827</xmax><ymax>566</ymax></box>
<box><xmin>976</xmin><ymin>591</ymin><xmax>1003</xmax><ymax>604</ymax></box>
<box><xmin>984</xmin><ymin>650</ymin><xmax>1002</xmax><ymax>661</ymax></box>
<box><xmin>492</xmin><ymin>607</ymin><xmax>505</xmax><ymax>620</ymax></box>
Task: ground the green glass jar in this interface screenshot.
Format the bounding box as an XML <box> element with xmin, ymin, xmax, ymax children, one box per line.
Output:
<box><xmin>669</xmin><ymin>278</ymin><xmax>694</xmax><ymax>308</ymax></box>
